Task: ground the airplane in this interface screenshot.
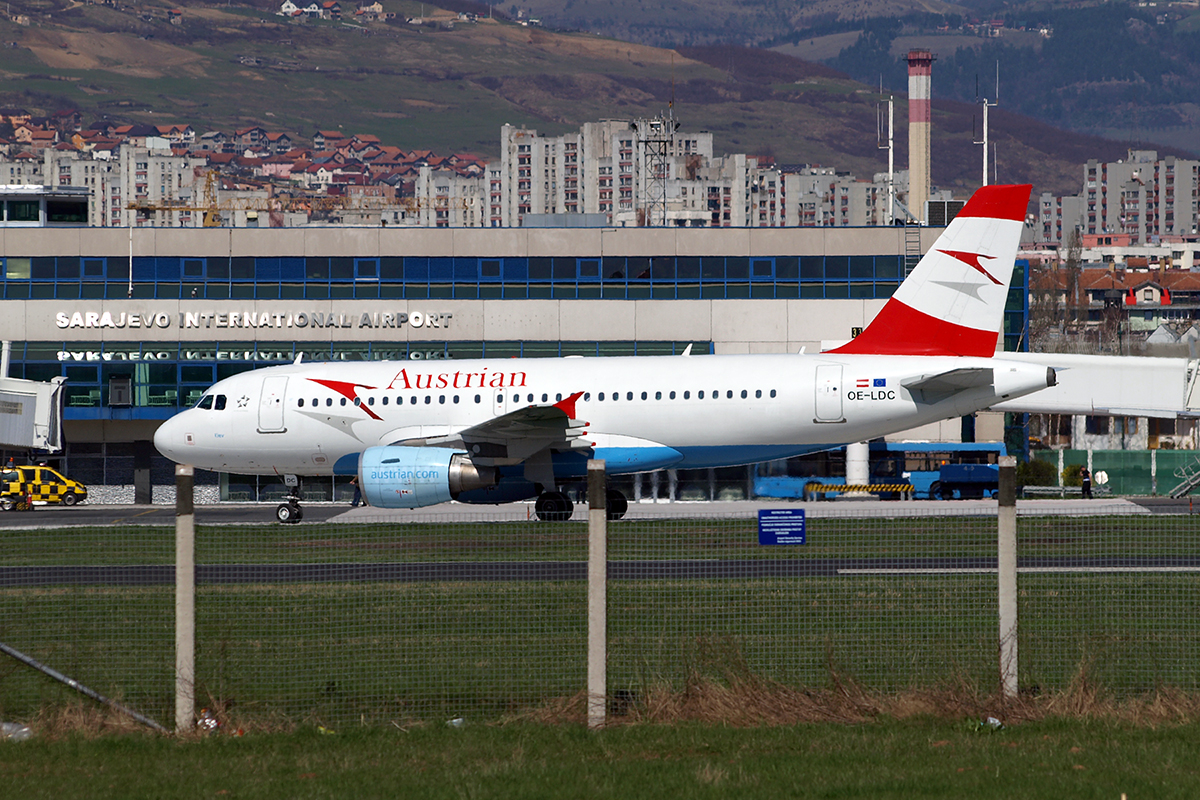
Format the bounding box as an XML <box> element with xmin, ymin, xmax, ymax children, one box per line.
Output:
<box><xmin>153</xmin><ymin>183</ymin><xmax>1056</xmax><ymax>523</ymax></box>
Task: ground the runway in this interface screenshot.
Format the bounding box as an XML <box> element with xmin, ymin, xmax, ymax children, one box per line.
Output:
<box><xmin>5</xmin><ymin>555</ymin><xmax>1200</xmax><ymax>588</ymax></box>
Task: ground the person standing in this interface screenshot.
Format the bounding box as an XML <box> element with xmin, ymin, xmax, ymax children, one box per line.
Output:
<box><xmin>350</xmin><ymin>477</ymin><xmax>363</xmax><ymax>507</ymax></box>
<box><xmin>1080</xmin><ymin>465</ymin><xmax>1092</xmax><ymax>499</ymax></box>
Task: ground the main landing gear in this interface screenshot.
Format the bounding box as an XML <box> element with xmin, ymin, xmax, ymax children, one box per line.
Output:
<box><xmin>533</xmin><ymin>488</ymin><xmax>629</xmax><ymax>522</ymax></box>
<box><xmin>534</xmin><ymin>491</ymin><xmax>572</xmax><ymax>522</ymax></box>
<box><xmin>276</xmin><ymin>475</ymin><xmax>304</xmax><ymax>524</ymax></box>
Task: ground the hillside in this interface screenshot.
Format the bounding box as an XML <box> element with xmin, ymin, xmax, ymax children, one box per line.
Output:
<box><xmin>0</xmin><ymin>0</ymin><xmax>1160</xmax><ymax>198</ymax></box>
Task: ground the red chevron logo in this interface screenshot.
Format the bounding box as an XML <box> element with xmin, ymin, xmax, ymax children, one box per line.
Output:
<box><xmin>308</xmin><ymin>378</ymin><xmax>383</xmax><ymax>421</ymax></box>
<box><xmin>937</xmin><ymin>249</ymin><xmax>1001</xmax><ymax>285</ymax></box>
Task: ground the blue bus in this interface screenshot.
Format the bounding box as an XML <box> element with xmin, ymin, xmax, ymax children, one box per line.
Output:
<box><xmin>754</xmin><ymin>441</ymin><xmax>1009</xmax><ymax>500</ymax></box>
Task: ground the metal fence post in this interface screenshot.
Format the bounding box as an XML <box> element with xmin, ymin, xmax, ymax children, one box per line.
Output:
<box><xmin>587</xmin><ymin>459</ymin><xmax>607</xmax><ymax>730</ymax></box>
<box><xmin>175</xmin><ymin>464</ymin><xmax>195</xmax><ymax>734</ymax></box>
<box><xmin>997</xmin><ymin>455</ymin><xmax>1018</xmax><ymax>700</ymax></box>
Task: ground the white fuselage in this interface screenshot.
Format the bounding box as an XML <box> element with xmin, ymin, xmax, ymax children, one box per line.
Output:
<box><xmin>153</xmin><ymin>352</ymin><xmax>1053</xmax><ymax>477</ymax></box>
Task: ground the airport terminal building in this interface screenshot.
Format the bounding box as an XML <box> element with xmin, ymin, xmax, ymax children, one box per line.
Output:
<box><xmin>0</xmin><ymin>224</ymin><xmax>1029</xmax><ymax>500</ymax></box>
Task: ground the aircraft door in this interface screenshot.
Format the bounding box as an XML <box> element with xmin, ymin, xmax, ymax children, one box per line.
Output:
<box><xmin>814</xmin><ymin>364</ymin><xmax>844</xmax><ymax>422</ymax></box>
<box><xmin>258</xmin><ymin>375</ymin><xmax>288</xmax><ymax>433</ymax></box>
<box><xmin>493</xmin><ymin>390</ymin><xmax>510</xmax><ymax>417</ymax></box>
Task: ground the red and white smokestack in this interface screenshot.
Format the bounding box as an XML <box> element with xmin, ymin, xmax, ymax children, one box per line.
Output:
<box><xmin>907</xmin><ymin>49</ymin><xmax>935</xmax><ymax>224</ymax></box>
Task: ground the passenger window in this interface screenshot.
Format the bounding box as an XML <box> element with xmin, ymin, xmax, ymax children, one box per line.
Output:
<box><xmin>556</xmin><ymin>393</ymin><xmax>562</xmax><ymax>401</ymax></box>
<box><xmin>340</xmin><ymin>398</ymin><xmax>347</xmax><ymax>406</ymax></box>
<box><xmin>215</xmin><ymin>395</ymin><xmax>227</xmax><ymax>410</ymax></box>
<box><xmin>453</xmin><ymin>395</ymin><xmax>459</xmax><ymax>403</ymax></box>
<box><xmin>626</xmin><ymin>392</ymin><xmax>633</xmax><ymax>400</ymax></box>
<box><xmin>199</xmin><ymin>395</ymin><xmax>213</xmax><ymax>409</ymax></box>
<box><xmin>669</xmin><ymin>391</ymin><xmax>676</xmax><ymax>400</ymax></box>
<box><xmin>755</xmin><ymin>390</ymin><xmax>761</xmax><ymax>399</ymax></box>
<box><xmin>439</xmin><ymin>396</ymin><xmax>445</xmax><ymax>404</ymax></box>
<box><xmin>410</xmin><ymin>396</ymin><xmax>417</xmax><ymax>405</ymax></box>
<box><xmin>584</xmin><ymin>392</ymin><xmax>591</xmax><ymax>401</ymax></box>
<box><xmin>612</xmin><ymin>392</ymin><xmax>618</xmax><ymax>401</ymax></box>
<box><xmin>381</xmin><ymin>397</ymin><xmax>388</xmax><ymax>406</ymax></box>
<box><xmin>698</xmin><ymin>391</ymin><xmax>704</xmax><ymax>399</ymax></box>
<box><xmin>599</xmin><ymin>392</ymin><xmax>606</xmax><ymax>401</ymax></box>
<box><xmin>542</xmin><ymin>393</ymin><xmax>548</xmax><ymax>403</ymax></box>
<box><xmin>298</xmin><ymin>399</ymin><xmax>305</xmax><ymax>407</ymax></box>
<box><xmin>641</xmin><ymin>392</ymin><xmax>647</xmax><ymax>400</ymax></box>
<box><xmin>741</xmin><ymin>390</ymin><xmax>748</xmax><ymax>399</ymax></box>
<box><xmin>770</xmin><ymin>389</ymin><xmax>777</xmax><ymax>398</ymax></box>
<box><xmin>726</xmin><ymin>390</ymin><xmax>733</xmax><ymax>399</ymax></box>
<box><xmin>326</xmin><ymin>398</ymin><xmax>333</xmax><ymax>407</ymax></box>
<box><xmin>353</xmin><ymin>398</ymin><xmax>361</xmax><ymax>406</ymax></box>
<box><xmin>528</xmin><ymin>394</ymin><xmax>534</xmax><ymax>403</ymax></box>
<box><xmin>475</xmin><ymin>394</ymin><xmax>481</xmax><ymax>403</ymax></box>
<box><xmin>425</xmin><ymin>396</ymin><xmax>431</xmax><ymax>404</ymax></box>
<box><xmin>655</xmin><ymin>391</ymin><xmax>662</xmax><ymax>400</ymax></box>
<box><xmin>683</xmin><ymin>391</ymin><xmax>690</xmax><ymax>399</ymax></box>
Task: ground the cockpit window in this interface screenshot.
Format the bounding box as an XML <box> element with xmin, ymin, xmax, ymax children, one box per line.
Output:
<box><xmin>215</xmin><ymin>394</ymin><xmax>227</xmax><ymax>411</ymax></box>
<box><xmin>198</xmin><ymin>395</ymin><xmax>213</xmax><ymax>410</ymax></box>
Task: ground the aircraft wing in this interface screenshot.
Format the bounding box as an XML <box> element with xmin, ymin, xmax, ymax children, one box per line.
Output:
<box><xmin>392</xmin><ymin>391</ymin><xmax>590</xmax><ymax>465</ymax></box>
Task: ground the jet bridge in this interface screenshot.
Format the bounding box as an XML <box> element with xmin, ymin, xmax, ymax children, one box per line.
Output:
<box><xmin>992</xmin><ymin>352</ymin><xmax>1200</xmax><ymax>419</ymax></box>
<box><xmin>0</xmin><ymin>342</ymin><xmax>65</xmax><ymax>452</ymax></box>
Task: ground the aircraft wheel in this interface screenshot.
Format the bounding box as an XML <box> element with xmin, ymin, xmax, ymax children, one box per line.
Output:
<box><xmin>928</xmin><ymin>482</ymin><xmax>942</xmax><ymax>500</ymax></box>
<box><xmin>276</xmin><ymin>502</ymin><xmax>302</xmax><ymax>524</ymax></box>
<box><xmin>62</xmin><ymin>493</ymin><xmax>79</xmax><ymax>506</ymax></box>
<box><xmin>534</xmin><ymin>491</ymin><xmax>573</xmax><ymax>522</ymax></box>
<box><xmin>606</xmin><ymin>489</ymin><xmax>628</xmax><ymax>521</ymax></box>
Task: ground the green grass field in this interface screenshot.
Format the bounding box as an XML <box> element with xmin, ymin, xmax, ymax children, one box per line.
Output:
<box><xmin>4</xmin><ymin>719</ymin><xmax>1200</xmax><ymax>800</ymax></box>
<box><xmin>3</xmin><ymin>516</ymin><xmax>1200</xmax><ymax>729</ymax></box>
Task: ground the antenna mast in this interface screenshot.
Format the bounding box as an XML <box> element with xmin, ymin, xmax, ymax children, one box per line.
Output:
<box><xmin>877</xmin><ymin>80</ymin><xmax>894</xmax><ymax>225</ymax></box>
<box><xmin>974</xmin><ymin>63</ymin><xmax>999</xmax><ymax>186</ymax></box>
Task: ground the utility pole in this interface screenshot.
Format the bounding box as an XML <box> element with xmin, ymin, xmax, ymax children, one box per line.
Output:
<box><xmin>974</xmin><ymin>63</ymin><xmax>999</xmax><ymax>186</ymax></box>
<box><xmin>877</xmin><ymin>88</ymin><xmax>895</xmax><ymax>225</ymax></box>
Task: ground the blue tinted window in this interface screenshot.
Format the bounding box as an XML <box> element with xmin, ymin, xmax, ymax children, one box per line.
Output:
<box><xmin>404</xmin><ymin>257</ymin><xmax>429</xmax><ymax>281</ymax></box>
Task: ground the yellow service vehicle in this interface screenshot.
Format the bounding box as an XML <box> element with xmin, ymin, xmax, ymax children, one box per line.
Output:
<box><xmin>0</xmin><ymin>465</ymin><xmax>88</xmax><ymax>509</ymax></box>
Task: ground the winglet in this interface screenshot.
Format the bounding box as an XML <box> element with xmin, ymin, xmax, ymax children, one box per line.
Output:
<box><xmin>553</xmin><ymin>391</ymin><xmax>585</xmax><ymax>419</ymax></box>
<box><xmin>828</xmin><ymin>183</ymin><xmax>1031</xmax><ymax>357</ymax></box>
<box><xmin>680</xmin><ymin>344</ymin><xmax>693</xmax><ymax>357</ymax></box>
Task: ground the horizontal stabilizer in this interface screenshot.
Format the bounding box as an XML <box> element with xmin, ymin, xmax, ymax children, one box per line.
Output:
<box><xmin>902</xmin><ymin>368</ymin><xmax>994</xmax><ymax>393</ymax></box>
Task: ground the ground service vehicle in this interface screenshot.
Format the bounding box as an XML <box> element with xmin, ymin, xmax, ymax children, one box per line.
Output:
<box><xmin>0</xmin><ymin>465</ymin><xmax>88</xmax><ymax>509</ymax></box>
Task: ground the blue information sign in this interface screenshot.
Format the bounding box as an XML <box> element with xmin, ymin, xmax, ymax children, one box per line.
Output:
<box><xmin>758</xmin><ymin>508</ymin><xmax>806</xmax><ymax>545</ymax></box>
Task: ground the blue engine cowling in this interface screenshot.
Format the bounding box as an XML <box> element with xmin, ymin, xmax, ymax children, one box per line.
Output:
<box><xmin>359</xmin><ymin>446</ymin><xmax>497</xmax><ymax>509</ymax></box>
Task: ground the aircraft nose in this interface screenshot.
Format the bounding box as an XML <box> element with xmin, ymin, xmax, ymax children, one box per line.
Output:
<box><xmin>153</xmin><ymin>412</ymin><xmax>190</xmax><ymax>463</ymax></box>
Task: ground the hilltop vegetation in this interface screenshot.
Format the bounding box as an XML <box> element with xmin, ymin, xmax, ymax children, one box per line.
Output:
<box><xmin>515</xmin><ymin>0</ymin><xmax>1200</xmax><ymax>156</ymax></box>
<box><xmin>0</xmin><ymin>0</ymin><xmax>1168</xmax><ymax>197</ymax></box>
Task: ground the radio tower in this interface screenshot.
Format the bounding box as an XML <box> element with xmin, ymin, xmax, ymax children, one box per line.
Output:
<box><xmin>635</xmin><ymin>112</ymin><xmax>676</xmax><ymax>227</ymax></box>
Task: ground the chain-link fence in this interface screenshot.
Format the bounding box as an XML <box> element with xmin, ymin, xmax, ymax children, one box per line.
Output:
<box><xmin>2</xmin><ymin>503</ymin><xmax>1199</xmax><ymax>729</ymax></box>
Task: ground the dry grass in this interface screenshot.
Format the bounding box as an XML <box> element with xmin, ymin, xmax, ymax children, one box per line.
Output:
<box><xmin>24</xmin><ymin>661</ymin><xmax>1200</xmax><ymax>738</ymax></box>
<box><xmin>509</xmin><ymin>658</ymin><xmax>1200</xmax><ymax>731</ymax></box>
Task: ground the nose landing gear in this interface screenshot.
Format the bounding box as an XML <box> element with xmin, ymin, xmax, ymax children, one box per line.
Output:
<box><xmin>276</xmin><ymin>475</ymin><xmax>304</xmax><ymax>524</ymax></box>
<box><xmin>276</xmin><ymin>499</ymin><xmax>303</xmax><ymax>524</ymax></box>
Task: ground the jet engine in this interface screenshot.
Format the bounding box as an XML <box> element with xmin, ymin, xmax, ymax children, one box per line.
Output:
<box><xmin>359</xmin><ymin>446</ymin><xmax>497</xmax><ymax>509</ymax></box>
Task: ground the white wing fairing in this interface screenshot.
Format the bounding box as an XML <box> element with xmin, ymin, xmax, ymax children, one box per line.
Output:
<box><xmin>153</xmin><ymin>184</ymin><xmax>1058</xmax><ymax>514</ymax></box>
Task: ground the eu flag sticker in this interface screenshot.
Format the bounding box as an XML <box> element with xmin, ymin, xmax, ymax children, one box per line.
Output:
<box><xmin>758</xmin><ymin>508</ymin><xmax>806</xmax><ymax>545</ymax></box>
<box><xmin>873</xmin><ymin>378</ymin><xmax>887</xmax><ymax>387</ymax></box>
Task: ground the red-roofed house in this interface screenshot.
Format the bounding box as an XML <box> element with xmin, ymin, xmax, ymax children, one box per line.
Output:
<box><xmin>313</xmin><ymin>130</ymin><xmax>345</xmax><ymax>149</ymax></box>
